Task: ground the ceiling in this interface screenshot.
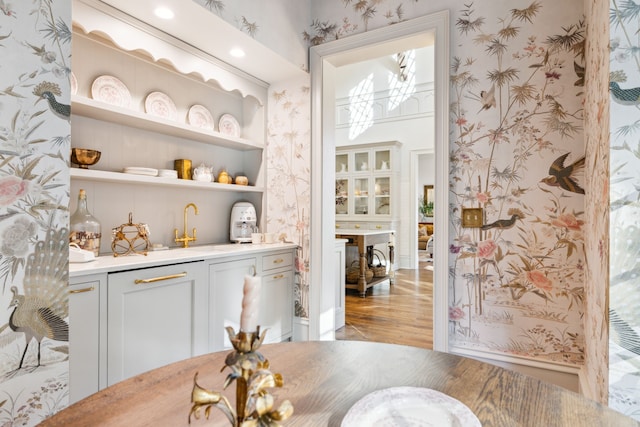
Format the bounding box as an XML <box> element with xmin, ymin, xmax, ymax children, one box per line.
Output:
<box><xmin>94</xmin><ymin>0</ymin><xmax>306</xmax><ymax>83</ymax></box>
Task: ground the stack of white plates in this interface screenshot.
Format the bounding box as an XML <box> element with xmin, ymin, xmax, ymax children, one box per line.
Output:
<box><xmin>157</xmin><ymin>169</ymin><xmax>178</xmax><ymax>179</ymax></box>
<box><xmin>123</xmin><ymin>167</ymin><xmax>158</xmax><ymax>176</ymax></box>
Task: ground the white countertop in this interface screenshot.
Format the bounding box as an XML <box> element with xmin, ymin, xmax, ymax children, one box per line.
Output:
<box><xmin>335</xmin><ymin>229</ymin><xmax>394</xmax><ymax>236</ymax></box>
<box><xmin>69</xmin><ymin>242</ymin><xmax>298</xmax><ymax>277</ymax></box>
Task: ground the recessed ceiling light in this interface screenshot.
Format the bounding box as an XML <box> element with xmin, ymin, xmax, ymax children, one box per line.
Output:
<box><xmin>230</xmin><ymin>48</ymin><xmax>246</xmax><ymax>58</ymax></box>
<box><xmin>154</xmin><ymin>7</ymin><xmax>174</xmax><ymax>20</ymax></box>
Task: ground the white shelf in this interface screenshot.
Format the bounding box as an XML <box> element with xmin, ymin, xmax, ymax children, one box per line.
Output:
<box><xmin>70</xmin><ymin>168</ymin><xmax>264</xmax><ymax>193</ymax></box>
<box><xmin>71</xmin><ymin>95</ymin><xmax>263</xmax><ymax>151</ymax></box>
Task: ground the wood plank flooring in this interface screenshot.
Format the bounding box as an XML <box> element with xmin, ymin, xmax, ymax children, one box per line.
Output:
<box><xmin>335</xmin><ymin>260</ymin><xmax>433</xmax><ymax>349</ymax></box>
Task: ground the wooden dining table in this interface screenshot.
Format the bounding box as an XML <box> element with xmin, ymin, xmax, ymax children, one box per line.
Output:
<box><xmin>42</xmin><ymin>341</ymin><xmax>637</xmax><ymax>426</ymax></box>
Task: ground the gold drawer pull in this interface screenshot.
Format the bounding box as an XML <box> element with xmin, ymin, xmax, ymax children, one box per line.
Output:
<box><xmin>69</xmin><ymin>286</ymin><xmax>95</xmax><ymax>294</ymax></box>
<box><xmin>272</xmin><ymin>274</ymin><xmax>284</xmax><ymax>280</ymax></box>
<box><xmin>135</xmin><ymin>272</ymin><xmax>187</xmax><ymax>284</ymax></box>
<box><xmin>272</xmin><ymin>258</ymin><xmax>284</xmax><ymax>264</ymax></box>
<box><xmin>336</xmin><ymin>224</ymin><xmax>341</xmax><ymax>228</ymax></box>
<box><xmin>376</xmin><ymin>225</ymin><xmax>382</xmax><ymax>229</ymax></box>
<box><xmin>355</xmin><ymin>224</ymin><xmax>361</xmax><ymax>229</ymax></box>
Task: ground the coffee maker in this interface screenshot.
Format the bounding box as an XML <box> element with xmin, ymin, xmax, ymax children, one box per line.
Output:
<box><xmin>230</xmin><ymin>201</ymin><xmax>257</xmax><ymax>243</ymax></box>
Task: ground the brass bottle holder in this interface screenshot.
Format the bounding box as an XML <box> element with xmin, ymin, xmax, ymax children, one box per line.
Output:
<box><xmin>111</xmin><ymin>212</ymin><xmax>151</xmax><ymax>257</ymax></box>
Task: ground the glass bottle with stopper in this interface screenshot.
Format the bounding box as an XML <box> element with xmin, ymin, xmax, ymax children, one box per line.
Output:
<box><xmin>70</xmin><ymin>189</ymin><xmax>102</xmax><ymax>256</ymax></box>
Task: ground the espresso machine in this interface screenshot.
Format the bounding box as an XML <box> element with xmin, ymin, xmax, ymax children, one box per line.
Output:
<box><xmin>230</xmin><ymin>201</ymin><xmax>257</xmax><ymax>243</ymax></box>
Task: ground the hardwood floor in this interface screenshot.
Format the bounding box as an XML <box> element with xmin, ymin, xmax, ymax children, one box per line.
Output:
<box><xmin>335</xmin><ymin>260</ymin><xmax>433</xmax><ymax>349</ymax></box>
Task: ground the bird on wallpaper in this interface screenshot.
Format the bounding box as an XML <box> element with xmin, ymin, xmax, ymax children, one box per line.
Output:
<box><xmin>470</xmin><ymin>84</ymin><xmax>496</xmax><ymax>113</ymax></box>
<box><xmin>481</xmin><ymin>208</ymin><xmax>524</xmax><ymax>231</ymax></box>
<box><xmin>541</xmin><ymin>153</ymin><xmax>585</xmax><ymax>194</ymax></box>
<box><xmin>609</xmin><ymin>81</ymin><xmax>640</xmax><ymax>107</ymax></box>
<box><xmin>3</xmin><ymin>228</ymin><xmax>69</xmax><ymax>371</ymax></box>
<box><xmin>33</xmin><ymin>81</ymin><xmax>70</xmax><ymax>121</ymax></box>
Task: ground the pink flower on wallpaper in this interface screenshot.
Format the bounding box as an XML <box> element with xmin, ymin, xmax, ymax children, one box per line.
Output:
<box><xmin>449</xmin><ymin>306</ymin><xmax>465</xmax><ymax>321</ymax></box>
<box><xmin>477</xmin><ymin>239</ymin><xmax>497</xmax><ymax>259</ymax></box>
<box><xmin>476</xmin><ymin>192</ymin><xmax>490</xmax><ymax>204</ymax></box>
<box><xmin>552</xmin><ymin>213</ymin><xmax>584</xmax><ymax>231</ymax></box>
<box><xmin>526</xmin><ymin>270</ymin><xmax>553</xmax><ymax>292</ymax></box>
<box><xmin>0</xmin><ymin>175</ymin><xmax>29</xmax><ymax>207</ymax></box>
<box><xmin>455</xmin><ymin>117</ymin><xmax>467</xmax><ymax>126</ymax></box>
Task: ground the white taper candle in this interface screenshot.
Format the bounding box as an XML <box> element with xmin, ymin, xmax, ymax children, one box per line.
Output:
<box><xmin>240</xmin><ymin>274</ymin><xmax>262</xmax><ymax>332</ymax></box>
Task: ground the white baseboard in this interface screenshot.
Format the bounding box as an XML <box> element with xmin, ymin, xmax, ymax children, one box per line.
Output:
<box><xmin>451</xmin><ymin>346</ymin><xmax>580</xmax><ymax>392</ymax></box>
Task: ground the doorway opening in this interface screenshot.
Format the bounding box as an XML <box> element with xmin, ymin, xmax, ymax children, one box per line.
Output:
<box><xmin>309</xmin><ymin>11</ymin><xmax>450</xmax><ymax>351</ymax></box>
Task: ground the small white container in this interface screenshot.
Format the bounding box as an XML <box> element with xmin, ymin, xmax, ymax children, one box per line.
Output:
<box><xmin>251</xmin><ymin>233</ymin><xmax>263</xmax><ymax>244</ymax></box>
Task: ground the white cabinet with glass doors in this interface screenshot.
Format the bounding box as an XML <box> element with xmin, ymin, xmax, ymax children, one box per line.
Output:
<box><xmin>335</xmin><ymin>141</ymin><xmax>401</xmax><ymax>221</ymax></box>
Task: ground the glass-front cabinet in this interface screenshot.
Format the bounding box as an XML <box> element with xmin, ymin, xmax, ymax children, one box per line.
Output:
<box><xmin>335</xmin><ymin>141</ymin><xmax>400</xmax><ymax>221</ymax></box>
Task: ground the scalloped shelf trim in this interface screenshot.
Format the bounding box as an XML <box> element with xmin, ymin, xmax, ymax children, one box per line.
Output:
<box><xmin>73</xmin><ymin>1</ymin><xmax>266</xmax><ymax>105</ymax></box>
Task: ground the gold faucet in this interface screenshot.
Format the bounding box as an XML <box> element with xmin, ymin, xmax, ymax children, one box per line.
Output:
<box><xmin>174</xmin><ymin>203</ymin><xmax>198</xmax><ymax>248</ymax></box>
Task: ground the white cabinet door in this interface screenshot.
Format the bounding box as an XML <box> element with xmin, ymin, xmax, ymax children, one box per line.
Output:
<box><xmin>69</xmin><ymin>273</ymin><xmax>106</xmax><ymax>403</ymax></box>
<box><xmin>107</xmin><ymin>261</ymin><xmax>207</xmax><ymax>385</ymax></box>
<box><xmin>260</xmin><ymin>269</ymin><xmax>293</xmax><ymax>344</ymax></box>
<box><xmin>208</xmin><ymin>257</ymin><xmax>257</xmax><ymax>351</ymax></box>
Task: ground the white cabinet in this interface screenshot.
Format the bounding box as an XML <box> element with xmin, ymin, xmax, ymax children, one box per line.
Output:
<box><xmin>106</xmin><ymin>261</ymin><xmax>207</xmax><ymax>385</ymax></box>
<box><xmin>68</xmin><ymin>273</ymin><xmax>106</xmax><ymax>403</ymax></box>
<box><xmin>208</xmin><ymin>249</ymin><xmax>295</xmax><ymax>351</ymax></box>
<box><xmin>260</xmin><ymin>252</ymin><xmax>294</xmax><ymax>344</ymax></box>
<box><xmin>335</xmin><ymin>142</ymin><xmax>401</xmax><ymax>221</ymax></box>
<box><xmin>208</xmin><ymin>256</ymin><xmax>257</xmax><ymax>350</ymax></box>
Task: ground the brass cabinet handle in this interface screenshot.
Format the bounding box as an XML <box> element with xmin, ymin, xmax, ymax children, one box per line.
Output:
<box><xmin>376</xmin><ymin>225</ymin><xmax>382</xmax><ymax>229</ymax></box>
<box><xmin>272</xmin><ymin>274</ymin><xmax>284</xmax><ymax>280</ymax></box>
<box><xmin>272</xmin><ymin>258</ymin><xmax>284</xmax><ymax>264</ymax></box>
<box><xmin>135</xmin><ymin>272</ymin><xmax>187</xmax><ymax>284</ymax></box>
<box><xmin>336</xmin><ymin>224</ymin><xmax>341</xmax><ymax>228</ymax></box>
<box><xmin>355</xmin><ymin>224</ymin><xmax>361</xmax><ymax>229</ymax></box>
<box><xmin>69</xmin><ymin>286</ymin><xmax>95</xmax><ymax>294</ymax></box>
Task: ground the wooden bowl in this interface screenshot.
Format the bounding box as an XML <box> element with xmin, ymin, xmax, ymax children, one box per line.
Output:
<box><xmin>71</xmin><ymin>148</ymin><xmax>101</xmax><ymax>169</ymax></box>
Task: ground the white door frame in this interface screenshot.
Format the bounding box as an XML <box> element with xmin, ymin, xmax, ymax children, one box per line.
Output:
<box><xmin>309</xmin><ymin>11</ymin><xmax>450</xmax><ymax>351</ymax></box>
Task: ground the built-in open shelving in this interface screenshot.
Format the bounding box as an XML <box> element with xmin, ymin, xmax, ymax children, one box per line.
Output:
<box><xmin>71</xmin><ymin>95</ymin><xmax>263</xmax><ymax>151</ymax></box>
<box><xmin>70</xmin><ymin>168</ymin><xmax>264</xmax><ymax>193</ymax></box>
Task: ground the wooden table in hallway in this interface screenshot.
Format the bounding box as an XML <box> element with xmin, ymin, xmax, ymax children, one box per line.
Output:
<box><xmin>42</xmin><ymin>341</ymin><xmax>638</xmax><ymax>427</ymax></box>
<box><xmin>335</xmin><ymin>229</ymin><xmax>395</xmax><ymax>297</ymax></box>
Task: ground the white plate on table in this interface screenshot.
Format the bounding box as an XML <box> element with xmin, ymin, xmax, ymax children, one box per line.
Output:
<box><xmin>187</xmin><ymin>104</ymin><xmax>214</xmax><ymax>130</ymax></box>
<box><xmin>341</xmin><ymin>387</ymin><xmax>481</xmax><ymax>427</ymax></box>
<box><xmin>145</xmin><ymin>91</ymin><xmax>177</xmax><ymax>121</ymax></box>
<box><xmin>91</xmin><ymin>75</ymin><xmax>131</xmax><ymax>108</ymax></box>
<box><xmin>218</xmin><ymin>113</ymin><xmax>240</xmax><ymax>137</ymax></box>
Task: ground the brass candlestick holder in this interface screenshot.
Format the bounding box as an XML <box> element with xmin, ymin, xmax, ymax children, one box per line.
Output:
<box><xmin>189</xmin><ymin>326</ymin><xmax>293</xmax><ymax>426</ymax></box>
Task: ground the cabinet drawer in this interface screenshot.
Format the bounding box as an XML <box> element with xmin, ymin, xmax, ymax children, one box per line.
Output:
<box><xmin>261</xmin><ymin>251</ymin><xmax>293</xmax><ymax>272</ymax></box>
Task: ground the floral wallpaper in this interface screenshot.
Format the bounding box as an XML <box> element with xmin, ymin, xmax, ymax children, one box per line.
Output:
<box><xmin>0</xmin><ymin>0</ymin><xmax>71</xmax><ymax>425</ymax></box>
<box><xmin>608</xmin><ymin>0</ymin><xmax>640</xmax><ymax>418</ymax></box>
<box><xmin>583</xmin><ymin>0</ymin><xmax>610</xmax><ymax>405</ymax></box>
<box><xmin>266</xmin><ymin>80</ymin><xmax>311</xmax><ymax>319</ymax></box>
<box><xmin>448</xmin><ymin>2</ymin><xmax>587</xmax><ymax>365</ymax></box>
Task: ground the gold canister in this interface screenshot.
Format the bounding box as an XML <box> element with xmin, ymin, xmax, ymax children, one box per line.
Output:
<box><xmin>175</xmin><ymin>159</ymin><xmax>192</xmax><ymax>179</ymax></box>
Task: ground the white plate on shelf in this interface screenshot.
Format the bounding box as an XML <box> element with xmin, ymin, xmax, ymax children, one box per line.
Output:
<box><xmin>218</xmin><ymin>113</ymin><xmax>240</xmax><ymax>137</ymax></box>
<box><xmin>91</xmin><ymin>75</ymin><xmax>132</xmax><ymax>108</ymax></box>
<box><xmin>123</xmin><ymin>167</ymin><xmax>159</xmax><ymax>177</ymax></box>
<box><xmin>341</xmin><ymin>387</ymin><xmax>481</xmax><ymax>427</ymax></box>
<box><xmin>70</xmin><ymin>72</ymin><xmax>78</xmax><ymax>96</ymax></box>
<box><xmin>187</xmin><ymin>104</ymin><xmax>214</xmax><ymax>130</ymax></box>
<box><xmin>145</xmin><ymin>91</ymin><xmax>178</xmax><ymax>121</ymax></box>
